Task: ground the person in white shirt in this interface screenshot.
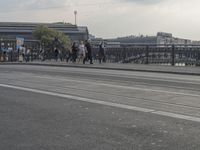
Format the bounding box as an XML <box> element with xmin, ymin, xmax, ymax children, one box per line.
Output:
<box><xmin>78</xmin><ymin>41</ymin><xmax>86</xmax><ymax>64</ymax></box>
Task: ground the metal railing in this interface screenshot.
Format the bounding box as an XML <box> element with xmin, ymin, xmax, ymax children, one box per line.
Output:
<box><xmin>92</xmin><ymin>44</ymin><xmax>200</xmax><ymax>66</ymax></box>
<box><xmin>1</xmin><ymin>44</ymin><xmax>200</xmax><ymax>66</ymax></box>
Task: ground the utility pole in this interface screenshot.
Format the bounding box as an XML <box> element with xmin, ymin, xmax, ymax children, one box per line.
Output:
<box><xmin>74</xmin><ymin>10</ymin><xmax>77</xmax><ymax>26</ymax></box>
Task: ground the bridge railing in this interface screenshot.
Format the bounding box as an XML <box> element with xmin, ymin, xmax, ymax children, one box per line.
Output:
<box><xmin>1</xmin><ymin>44</ymin><xmax>200</xmax><ymax>66</ymax></box>
<box><xmin>92</xmin><ymin>44</ymin><xmax>200</xmax><ymax>66</ymax></box>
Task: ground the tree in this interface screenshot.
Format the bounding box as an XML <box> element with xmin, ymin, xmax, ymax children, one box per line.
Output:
<box><xmin>33</xmin><ymin>25</ymin><xmax>71</xmax><ymax>52</ymax></box>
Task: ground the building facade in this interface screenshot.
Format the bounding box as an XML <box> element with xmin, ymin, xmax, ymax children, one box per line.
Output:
<box><xmin>156</xmin><ymin>32</ymin><xmax>192</xmax><ymax>45</ymax></box>
<box><xmin>106</xmin><ymin>32</ymin><xmax>198</xmax><ymax>46</ymax></box>
<box><xmin>0</xmin><ymin>22</ymin><xmax>89</xmax><ymax>51</ymax></box>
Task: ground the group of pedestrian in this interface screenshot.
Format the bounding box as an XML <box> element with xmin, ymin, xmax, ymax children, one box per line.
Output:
<box><xmin>18</xmin><ymin>45</ymin><xmax>31</xmax><ymax>62</ymax></box>
<box><xmin>66</xmin><ymin>40</ymin><xmax>106</xmax><ymax>64</ymax></box>
<box><xmin>67</xmin><ymin>40</ymin><xmax>94</xmax><ymax>64</ymax></box>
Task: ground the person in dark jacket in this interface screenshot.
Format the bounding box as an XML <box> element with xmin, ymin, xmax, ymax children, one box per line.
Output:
<box><xmin>98</xmin><ymin>42</ymin><xmax>105</xmax><ymax>64</ymax></box>
<box><xmin>54</xmin><ymin>48</ymin><xmax>59</xmax><ymax>61</ymax></box>
<box><xmin>83</xmin><ymin>40</ymin><xmax>93</xmax><ymax>64</ymax></box>
<box><xmin>72</xmin><ymin>42</ymin><xmax>78</xmax><ymax>63</ymax></box>
<box><xmin>67</xmin><ymin>42</ymin><xmax>77</xmax><ymax>63</ymax></box>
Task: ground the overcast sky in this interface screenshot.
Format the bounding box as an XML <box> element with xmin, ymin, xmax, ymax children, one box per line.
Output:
<box><xmin>0</xmin><ymin>0</ymin><xmax>200</xmax><ymax>40</ymax></box>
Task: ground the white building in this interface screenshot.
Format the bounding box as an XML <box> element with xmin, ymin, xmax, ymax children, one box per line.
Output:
<box><xmin>157</xmin><ymin>32</ymin><xmax>192</xmax><ymax>45</ymax></box>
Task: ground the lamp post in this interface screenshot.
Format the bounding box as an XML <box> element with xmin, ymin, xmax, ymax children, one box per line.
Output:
<box><xmin>74</xmin><ymin>10</ymin><xmax>77</xmax><ymax>25</ymax></box>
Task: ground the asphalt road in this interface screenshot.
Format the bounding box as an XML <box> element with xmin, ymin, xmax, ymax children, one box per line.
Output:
<box><xmin>1</xmin><ymin>65</ymin><xmax>200</xmax><ymax>150</ymax></box>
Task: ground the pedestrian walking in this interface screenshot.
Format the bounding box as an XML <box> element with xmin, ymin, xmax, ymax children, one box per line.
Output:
<box><xmin>25</xmin><ymin>48</ymin><xmax>31</xmax><ymax>62</ymax></box>
<box><xmin>0</xmin><ymin>50</ymin><xmax>3</xmax><ymax>62</ymax></box>
<box><xmin>21</xmin><ymin>45</ymin><xmax>26</xmax><ymax>61</ymax></box>
<box><xmin>3</xmin><ymin>51</ymin><xmax>6</xmax><ymax>62</ymax></box>
<box><xmin>66</xmin><ymin>47</ymin><xmax>73</xmax><ymax>63</ymax></box>
<box><xmin>59</xmin><ymin>50</ymin><xmax>63</xmax><ymax>62</ymax></box>
<box><xmin>98</xmin><ymin>42</ymin><xmax>105</xmax><ymax>64</ymax></box>
<box><xmin>83</xmin><ymin>40</ymin><xmax>93</xmax><ymax>64</ymax></box>
<box><xmin>54</xmin><ymin>48</ymin><xmax>59</xmax><ymax>61</ymax></box>
<box><xmin>77</xmin><ymin>41</ymin><xmax>86</xmax><ymax>64</ymax></box>
<box><xmin>72</xmin><ymin>42</ymin><xmax>78</xmax><ymax>62</ymax></box>
<box><xmin>67</xmin><ymin>42</ymin><xmax>77</xmax><ymax>63</ymax></box>
<box><xmin>39</xmin><ymin>49</ymin><xmax>45</xmax><ymax>61</ymax></box>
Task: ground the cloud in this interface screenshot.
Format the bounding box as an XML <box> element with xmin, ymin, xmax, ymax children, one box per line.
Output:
<box><xmin>0</xmin><ymin>0</ymin><xmax>19</xmax><ymax>10</ymax></box>
<box><xmin>1</xmin><ymin>0</ymin><xmax>200</xmax><ymax>40</ymax></box>
<box><xmin>119</xmin><ymin>0</ymin><xmax>165</xmax><ymax>5</ymax></box>
<box><xmin>0</xmin><ymin>0</ymin><xmax>68</xmax><ymax>10</ymax></box>
<box><xmin>27</xmin><ymin>0</ymin><xmax>67</xmax><ymax>8</ymax></box>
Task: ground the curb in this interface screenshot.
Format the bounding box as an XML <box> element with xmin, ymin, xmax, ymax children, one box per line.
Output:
<box><xmin>1</xmin><ymin>62</ymin><xmax>200</xmax><ymax>76</ymax></box>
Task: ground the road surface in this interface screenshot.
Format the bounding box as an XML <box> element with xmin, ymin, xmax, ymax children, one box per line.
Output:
<box><xmin>0</xmin><ymin>65</ymin><xmax>200</xmax><ymax>150</ymax></box>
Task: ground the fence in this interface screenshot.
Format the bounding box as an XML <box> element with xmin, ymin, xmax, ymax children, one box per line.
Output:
<box><xmin>1</xmin><ymin>44</ymin><xmax>200</xmax><ymax>66</ymax></box>
<box><xmin>93</xmin><ymin>44</ymin><xmax>200</xmax><ymax>66</ymax></box>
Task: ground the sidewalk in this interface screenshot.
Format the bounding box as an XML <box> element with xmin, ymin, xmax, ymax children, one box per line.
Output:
<box><xmin>1</xmin><ymin>61</ymin><xmax>200</xmax><ymax>76</ymax></box>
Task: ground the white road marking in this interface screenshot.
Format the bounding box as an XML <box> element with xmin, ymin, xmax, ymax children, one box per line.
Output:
<box><xmin>0</xmin><ymin>83</ymin><xmax>154</xmax><ymax>113</ymax></box>
<box><xmin>152</xmin><ymin>111</ymin><xmax>200</xmax><ymax>122</ymax></box>
<box><xmin>1</xmin><ymin>73</ymin><xmax>199</xmax><ymax>98</ymax></box>
<box><xmin>36</xmin><ymin>75</ymin><xmax>200</xmax><ymax>97</ymax></box>
<box><xmin>1</xmin><ymin>83</ymin><xmax>200</xmax><ymax>123</ymax></box>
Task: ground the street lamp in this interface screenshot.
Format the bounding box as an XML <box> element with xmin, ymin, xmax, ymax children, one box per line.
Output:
<box><xmin>74</xmin><ymin>10</ymin><xmax>77</xmax><ymax>25</ymax></box>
